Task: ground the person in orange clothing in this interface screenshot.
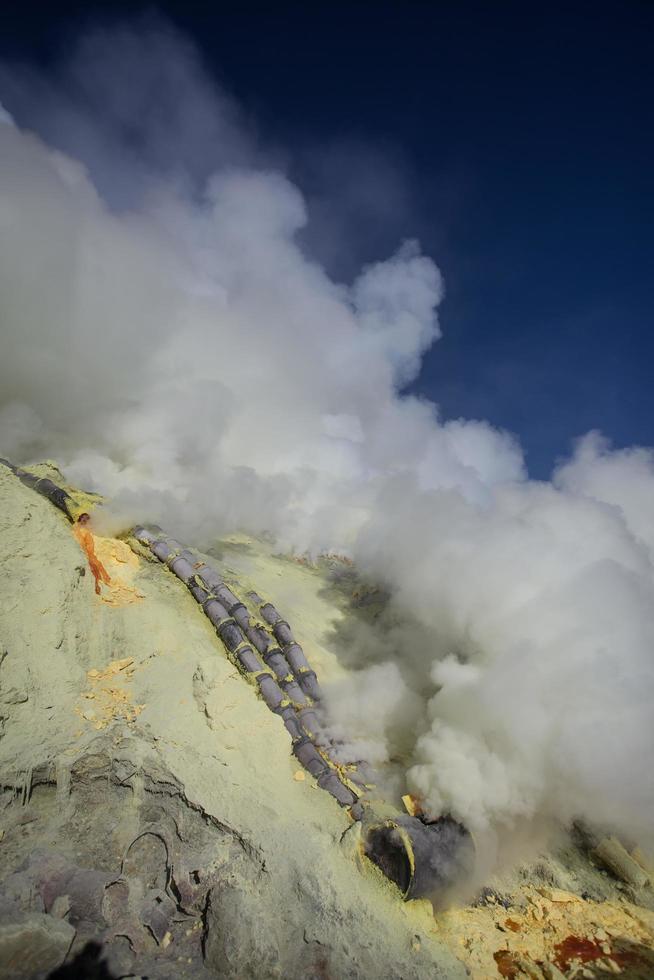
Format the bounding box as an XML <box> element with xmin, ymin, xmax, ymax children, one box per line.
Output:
<box><xmin>72</xmin><ymin>512</ymin><xmax>111</xmax><ymax>595</ymax></box>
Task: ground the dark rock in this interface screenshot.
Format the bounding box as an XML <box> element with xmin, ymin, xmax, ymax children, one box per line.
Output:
<box><xmin>203</xmin><ymin>878</ymin><xmax>280</xmax><ymax>979</ymax></box>
<box><xmin>46</xmin><ymin>941</ymin><xmax>117</xmax><ymax>979</ymax></box>
<box><xmin>139</xmin><ymin>888</ymin><xmax>176</xmax><ymax>944</ymax></box>
<box><xmin>0</xmin><ymin>913</ymin><xmax>75</xmax><ymax>978</ymax></box>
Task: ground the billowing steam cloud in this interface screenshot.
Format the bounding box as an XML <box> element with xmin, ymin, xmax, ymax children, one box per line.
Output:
<box><xmin>1</xmin><ymin>20</ymin><xmax>653</xmax><ymax>853</ymax></box>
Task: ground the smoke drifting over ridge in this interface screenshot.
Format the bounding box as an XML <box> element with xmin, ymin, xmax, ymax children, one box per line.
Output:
<box><xmin>1</xmin><ymin>21</ymin><xmax>653</xmax><ymax>851</ymax></box>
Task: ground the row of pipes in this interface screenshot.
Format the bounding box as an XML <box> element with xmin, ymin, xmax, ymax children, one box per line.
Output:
<box><xmin>132</xmin><ymin>526</ymin><xmax>369</xmax><ymax>815</ymax></box>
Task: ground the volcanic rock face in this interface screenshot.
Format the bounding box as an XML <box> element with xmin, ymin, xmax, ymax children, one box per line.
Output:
<box><xmin>0</xmin><ymin>468</ymin><xmax>466</xmax><ymax>979</ymax></box>
<box><xmin>0</xmin><ymin>916</ymin><xmax>75</xmax><ymax>978</ymax></box>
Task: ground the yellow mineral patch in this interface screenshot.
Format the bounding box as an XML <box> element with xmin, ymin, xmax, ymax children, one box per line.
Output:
<box><xmin>75</xmin><ymin>657</ymin><xmax>145</xmax><ymax>730</ymax></box>
<box><xmin>94</xmin><ymin>535</ymin><xmax>145</xmax><ymax>606</ymax></box>
<box><xmin>402</xmin><ymin>793</ymin><xmax>423</xmax><ymax>817</ymax></box>
<box><xmin>437</xmin><ymin>886</ymin><xmax>654</xmax><ymax>979</ymax></box>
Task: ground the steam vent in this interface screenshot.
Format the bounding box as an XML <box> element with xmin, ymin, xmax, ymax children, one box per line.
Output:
<box><xmin>1</xmin><ymin>460</ymin><xmax>653</xmax><ymax>979</ymax></box>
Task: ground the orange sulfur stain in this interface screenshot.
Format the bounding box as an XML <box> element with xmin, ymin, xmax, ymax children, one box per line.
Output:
<box><xmin>92</xmin><ymin>536</ymin><xmax>144</xmax><ymax>606</ymax></box>
<box><xmin>554</xmin><ymin>934</ymin><xmax>649</xmax><ymax>973</ymax></box>
<box><xmin>554</xmin><ymin>935</ymin><xmax>604</xmax><ymax>969</ymax></box>
<box><xmin>73</xmin><ymin>523</ymin><xmax>111</xmax><ymax>594</ymax></box>
<box><xmin>493</xmin><ymin>950</ymin><xmax>521</xmax><ymax>978</ymax></box>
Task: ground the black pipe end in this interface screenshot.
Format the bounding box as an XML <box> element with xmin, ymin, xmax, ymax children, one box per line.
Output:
<box><xmin>365</xmin><ymin>824</ymin><xmax>413</xmax><ymax>895</ymax></box>
<box><xmin>364</xmin><ymin>814</ymin><xmax>474</xmax><ymax>901</ymax></box>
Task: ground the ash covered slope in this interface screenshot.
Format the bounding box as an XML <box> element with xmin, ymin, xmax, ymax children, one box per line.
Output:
<box><xmin>0</xmin><ymin>467</ymin><xmax>466</xmax><ymax>979</ymax></box>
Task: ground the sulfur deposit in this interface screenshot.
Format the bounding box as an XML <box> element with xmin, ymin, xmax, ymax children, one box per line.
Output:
<box><xmin>1</xmin><ymin>465</ymin><xmax>653</xmax><ymax>979</ymax></box>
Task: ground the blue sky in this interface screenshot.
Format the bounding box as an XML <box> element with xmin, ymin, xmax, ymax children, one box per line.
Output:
<box><xmin>3</xmin><ymin>0</ymin><xmax>652</xmax><ymax>478</ymax></box>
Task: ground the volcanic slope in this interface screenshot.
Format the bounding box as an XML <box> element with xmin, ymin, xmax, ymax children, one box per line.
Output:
<box><xmin>0</xmin><ymin>465</ymin><xmax>467</xmax><ymax>979</ymax></box>
<box><xmin>0</xmin><ymin>464</ymin><xmax>653</xmax><ymax>979</ymax></box>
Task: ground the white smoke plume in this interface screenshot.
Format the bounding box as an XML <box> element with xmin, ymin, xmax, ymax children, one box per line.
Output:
<box><xmin>1</xmin><ymin>19</ymin><xmax>652</xmax><ymax>853</ymax></box>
